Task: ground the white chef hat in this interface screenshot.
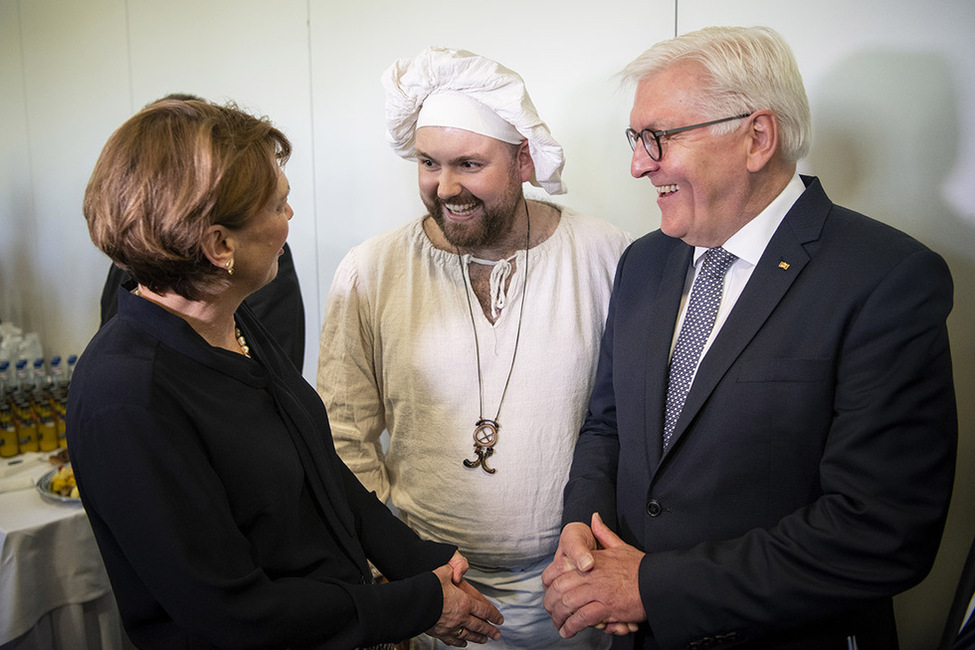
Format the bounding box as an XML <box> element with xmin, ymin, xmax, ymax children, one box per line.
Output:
<box><xmin>382</xmin><ymin>47</ymin><xmax>566</xmax><ymax>195</ymax></box>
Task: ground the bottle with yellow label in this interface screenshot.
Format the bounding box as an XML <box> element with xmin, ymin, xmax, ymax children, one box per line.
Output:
<box><xmin>14</xmin><ymin>399</ymin><xmax>39</xmax><ymax>453</ymax></box>
<box><xmin>36</xmin><ymin>404</ymin><xmax>59</xmax><ymax>452</ymax></box>
<box><xmin>52</xmin><ymin>395</ymin><xmax>67</xmax><ymax>449</ymax></box>
<box><xmin>0</xmin><ymin>404</ymin><xmax>18</xmax><ymax>458</ymax></box>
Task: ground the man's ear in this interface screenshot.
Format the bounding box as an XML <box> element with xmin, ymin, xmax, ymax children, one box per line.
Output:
<box><xmin>201</xmin><ymin>224</ymin><xmax>235</xmax><ymax>272</ymax></box>
<box><xmin>745</xmin><ymin>110</ymin><xmax>779</xmax><ymax>173</ymax></box>
<box><xmin>516</xmin><ymin>139</ymin><xmax>535</xmax><ymax>183</ymax></box>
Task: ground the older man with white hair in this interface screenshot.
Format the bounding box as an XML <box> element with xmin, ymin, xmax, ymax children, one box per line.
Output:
<box><xmin>542</xmin><ymin>26</ymin><xmax>955</xmax><ymax>650</ymax></box>
<box><xmin>318</xmin><ymin>47</ymin><xmax>632</xmax><ymax>648</ymax></box>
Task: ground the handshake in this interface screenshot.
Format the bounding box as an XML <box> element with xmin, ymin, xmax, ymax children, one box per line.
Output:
<box><xmin>428</xmin><ymin>552</ymin><xmax>503</xmax><ymax>647</ymax></box>
<box><xmin>430</xmin><ymin>512</ymin><xmax>645</xmax><ymax>646</ymax></box>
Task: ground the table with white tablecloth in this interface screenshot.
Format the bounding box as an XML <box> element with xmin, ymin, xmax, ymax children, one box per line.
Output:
<box><xmin>0</xmin><ymin>452</ymin><xmax>130</xmax><ymax>650</ymax></box>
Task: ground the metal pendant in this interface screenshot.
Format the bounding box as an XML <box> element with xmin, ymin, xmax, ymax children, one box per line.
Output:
<box><xmin>463</xmin><ymin>419</ymin><xmax>499</xmax><ymax>474</ymax></box>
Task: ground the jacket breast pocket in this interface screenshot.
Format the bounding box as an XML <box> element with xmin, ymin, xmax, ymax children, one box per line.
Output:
<box><xmin>736</xmin><ymin>357</ymin><xmax>832</xmax><ymax>383</ymax></box>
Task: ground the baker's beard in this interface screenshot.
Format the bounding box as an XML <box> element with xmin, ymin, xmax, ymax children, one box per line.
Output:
<box><xmin>424</xmin><ymin>182</ymin><xmax>524</xmax><ymax>251</ymax></box>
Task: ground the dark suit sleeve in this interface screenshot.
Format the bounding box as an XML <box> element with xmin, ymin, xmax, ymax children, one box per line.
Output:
<box><xmin>639</xmin><ymin>247</ymin><xmax>956</xmax><ymax>647</ymax></box>
<box><xmin>99</xmin><ymin>264</ymin><xmax>131</xmax><ymax>325</ymax></box>
<box><xmin>561</xmin><ymin>246</ymin><xmax>629</xmax><ymax>529</ymax></box>
<box><xmin>242</xmin><ymin>243</ymin><xmax>305</xmax><ymax>372</ymax></box>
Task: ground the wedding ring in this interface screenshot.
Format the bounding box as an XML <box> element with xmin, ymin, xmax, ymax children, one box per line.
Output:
<box><xmin>454</xmin><ymin>627</ymin><xmax>465</xmax><ymax>638</ymax></box>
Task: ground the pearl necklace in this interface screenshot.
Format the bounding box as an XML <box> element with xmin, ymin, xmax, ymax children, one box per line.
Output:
<box><xmin>133</xmin><ymin>285</ymin><xmax>251</xmax><ymax>358</ymax></box>
<box><xmin>234</xmin><ymin>326</ymin><xmax>251</xmax><ymax>358</ymax></box>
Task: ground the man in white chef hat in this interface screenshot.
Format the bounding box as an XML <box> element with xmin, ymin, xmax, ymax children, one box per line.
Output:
<box><xmin>318</xmin><ymin>47</ymin><xmax>631</xmax><ymax>649</ymax></box>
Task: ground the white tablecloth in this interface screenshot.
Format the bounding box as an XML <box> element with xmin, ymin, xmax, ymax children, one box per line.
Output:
<box><xmin>0</xmin><ymin>452</ymin><xmax>129</xmax><ymax>649</ymax></box>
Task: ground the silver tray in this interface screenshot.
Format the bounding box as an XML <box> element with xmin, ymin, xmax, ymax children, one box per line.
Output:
<box><xmin>35</xmin><ymin>466</ymin><xmax>82</xmax><ymax>505</ymax></box>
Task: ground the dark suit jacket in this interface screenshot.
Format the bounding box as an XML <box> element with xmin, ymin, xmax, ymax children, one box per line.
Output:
<box><xmin>99</xmin><ymin>242</ymin><xmax>306</xmax><ymax>372</ymax></box>
<box><xmin>563</xmin><ymin>176</ymin><xmax>957</xmax><ymax>650</ymax></box>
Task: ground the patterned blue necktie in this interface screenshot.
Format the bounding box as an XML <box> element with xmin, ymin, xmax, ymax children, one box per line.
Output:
<box><xmin>663</xmin><ymin>247</ymin><xmax>738</xmax><ymax>450</ymax></box>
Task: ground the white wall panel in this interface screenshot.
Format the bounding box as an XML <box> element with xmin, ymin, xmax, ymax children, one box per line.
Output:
<box><xmin>125</xmin><ymin>0</ymin><xmax>318</xmax><ymax>375</ymax></box>
<box><xmin>0</xmin><ymin>0</ymin><xmax>31</xmax><ymax>331</ymax></box>
<box><xmin>2</xmin><ymin>0</ymin><xmax>130</xmax><ymax>359</ymax></box>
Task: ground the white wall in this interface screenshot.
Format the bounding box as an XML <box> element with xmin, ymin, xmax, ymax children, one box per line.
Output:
<box><xmin>1</xmin><ymin>1</ymin><xmax>972</xmax><ymax>647</ymax></box>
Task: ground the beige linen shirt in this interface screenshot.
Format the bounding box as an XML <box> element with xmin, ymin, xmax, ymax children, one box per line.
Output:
<box><xmin>318</xmin><ymin>207</ymin><xmax>631</xmax><ymax>568</ymax></box>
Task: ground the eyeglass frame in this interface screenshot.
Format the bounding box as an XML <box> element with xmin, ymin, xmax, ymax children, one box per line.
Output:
<box><xmin>625</xmin><ymin>113</ymin><xmax>753</xmax><ymax>161</ymax></box>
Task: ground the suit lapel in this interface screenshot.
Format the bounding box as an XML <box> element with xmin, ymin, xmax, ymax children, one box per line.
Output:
<box><xmin>660</xmin><ymin>176</ymin><xmax>830</xmax><ymax>461</ymax></box>
<box><xmin>644</xmin><ymin>244</ymin><xmax>693</xmax><ymax>475</ymax></box>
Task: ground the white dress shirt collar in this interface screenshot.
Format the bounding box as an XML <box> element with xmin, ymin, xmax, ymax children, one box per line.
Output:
<box><xmin>692</xmin><ymin>173</ymin><xmax>806</xmax><ymax>268</ymax></box>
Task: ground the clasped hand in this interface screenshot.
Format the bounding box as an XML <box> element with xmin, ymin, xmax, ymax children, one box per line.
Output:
<box><xmin>427</xmin><ymin>551</ymin><xmax>503</xmax><ymax>647</ymax></box>
<box><xmin>541</xmin><ymin>513</ymin><xmax>646</xmax><ymax>638</ymax></box>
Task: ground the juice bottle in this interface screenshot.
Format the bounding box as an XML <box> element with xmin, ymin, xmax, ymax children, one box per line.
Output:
<box><xmin>0</xmin><ymin>404</ymin><xmax>18</xmax><ymax>458</ymax></box>
<box><xmin>14</xmin><ymin>398</ymin><xmax>38</xmax><ymax>453</ymax></box>
<box><xmin>36</xmin><ymin>404</ymin><xmax>59</xmax><ymax>452</ymax></box>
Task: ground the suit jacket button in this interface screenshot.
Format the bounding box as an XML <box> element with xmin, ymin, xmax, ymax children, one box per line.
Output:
<box><xmin>646</xmin><ymin>499</ymin><xmax>662</xmax><ymax>516</ymax></box>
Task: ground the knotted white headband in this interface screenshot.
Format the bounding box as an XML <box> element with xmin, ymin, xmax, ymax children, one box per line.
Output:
<box><xmin>382</xmin><ymin>46</ymin><xmax>566</xmax><ymax>195</ymax></box>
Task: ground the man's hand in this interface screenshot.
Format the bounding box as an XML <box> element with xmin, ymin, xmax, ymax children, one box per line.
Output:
<box><xmin>543</xmin><ymin>513</ymin><xmax>646</xmax><ymax>638</ymax></box>
<box><xmin>427</xmin><ymin>558</ymin><xmax>503</xmax><ymax>647</ymax></box>
<box><xmin>543</xmin><ymin>521</ymin><xmax>597</xmax><ymax>585</ymax></box>
<box><xmin>447</xmin><ymin>550</ymin><xmax>469</xmax><ymax>584</ymax></box>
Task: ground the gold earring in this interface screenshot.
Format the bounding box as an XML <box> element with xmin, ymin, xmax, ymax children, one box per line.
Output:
<box><xmin>226</xmin><ymin>258</ymin><xmax>235</xmax><ymax>276</ymax></box>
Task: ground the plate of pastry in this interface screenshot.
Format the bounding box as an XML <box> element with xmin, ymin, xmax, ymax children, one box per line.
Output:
<box><xmin>36</xmin><ymin>464</ymin><xmax>82</xmax><ymax>504</ymax></box>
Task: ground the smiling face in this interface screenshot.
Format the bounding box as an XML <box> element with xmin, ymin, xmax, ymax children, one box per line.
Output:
<box><xmin>415</xmin><ymin>126</ymin><xmax>530</xmax><ymax>255</ymax></box>
<box><xmin>629</xmin><ymin>60</ymin><xmax>754</xmax><ymax>248</ymax></box>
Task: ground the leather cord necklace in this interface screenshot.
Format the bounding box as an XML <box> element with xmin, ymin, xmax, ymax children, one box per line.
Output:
<box><xmin>459</xmin><ymin>203</ymin><xmax>530</xmax><ymax>474</ymax></box>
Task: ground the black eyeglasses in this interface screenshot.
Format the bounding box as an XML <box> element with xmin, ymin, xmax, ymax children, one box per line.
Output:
<box><xmin>625</xmin><ymin>113</ymin><xmax>752</xmax><ymax>161</ymax></box>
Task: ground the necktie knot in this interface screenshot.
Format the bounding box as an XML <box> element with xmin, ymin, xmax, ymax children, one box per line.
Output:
<box><xmin>700</xmin><ymin>247</ymin><xmax>737</xmax><ymax>279</ymax></box>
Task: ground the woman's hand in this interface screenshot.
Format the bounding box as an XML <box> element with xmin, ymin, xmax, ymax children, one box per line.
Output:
<box><xmin>426</xmin><ymin>557</ymin><xmax>503</xmax><ymax>647</ymax></box>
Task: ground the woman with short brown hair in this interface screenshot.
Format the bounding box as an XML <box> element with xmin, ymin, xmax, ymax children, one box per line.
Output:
<box><xmin>69</xmin><ymin>97</ymin><xmax>502</xmax><ymax>650</ymax></box>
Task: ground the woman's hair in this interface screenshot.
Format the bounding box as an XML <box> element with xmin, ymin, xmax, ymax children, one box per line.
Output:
<box><xmin>83</xmin><ymin>97</ymin><xmax>292</xmax><ymax>299</ymax></box>
<box><xmin>621</xmin><ymin>26</ymin><xmax>811</xmax><ymax>163</ymax></box>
